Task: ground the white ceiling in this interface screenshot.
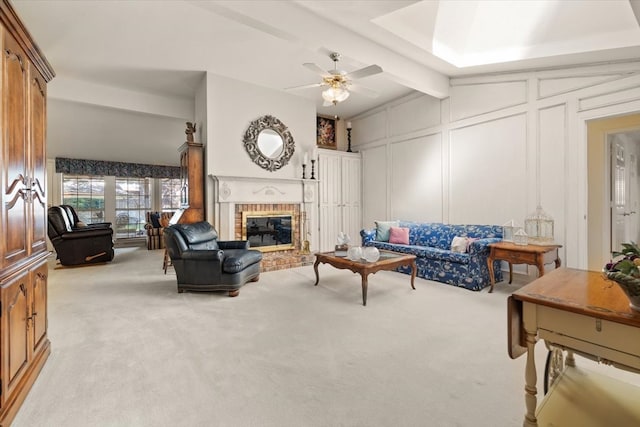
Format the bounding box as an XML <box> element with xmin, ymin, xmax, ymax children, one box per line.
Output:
<box><xmin>11</xmin><ymin>0</ymin><xmax>640</xmax><ymax>163</ymax></box>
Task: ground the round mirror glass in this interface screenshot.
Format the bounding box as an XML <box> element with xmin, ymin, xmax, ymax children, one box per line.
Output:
<box><xmin>257</xmin><ymin>129</ymin><xmax>284</xmax><ymax>159</ymax></box>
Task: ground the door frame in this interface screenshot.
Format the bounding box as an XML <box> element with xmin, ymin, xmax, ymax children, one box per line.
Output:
<box><xmin>585</xmin><ymin>113</ymin><xmax>640</xmax><ymax>270</ymax></box>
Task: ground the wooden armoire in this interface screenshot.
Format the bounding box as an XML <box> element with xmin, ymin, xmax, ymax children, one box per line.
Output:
<box><xmin>178</xmin><ymin>122</ymin><xmax>204</xmax><ymax>224</ymax></box>
<box><xmin>0</xmin><ymin>1</ymin><xmax>55</xmax><ymax>425</ymax></box>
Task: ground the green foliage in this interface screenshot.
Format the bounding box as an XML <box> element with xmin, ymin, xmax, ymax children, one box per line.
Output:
<box><xmin>607</xmin><ymin>242</ymin><xmax>640</xmax><ymax>278</ymax></box>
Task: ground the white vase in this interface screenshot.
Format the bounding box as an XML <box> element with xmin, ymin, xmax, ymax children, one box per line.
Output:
<box><xmin>363</xmin><ymin>246</ymin><xmax>380</xmax><ymax>262</ymax></box>
<box><xmin>347</xmin><ymin>246</ymin><xmax>362</xmax><ymax>261</ymax></box>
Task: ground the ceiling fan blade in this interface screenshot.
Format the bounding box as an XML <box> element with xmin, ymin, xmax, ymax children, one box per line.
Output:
<box><xmin>303</xmin><ymin>63</ymin><xmax>330</xmax><ymax>77</ymax></box>
<box><xmin>345</xmin><ymin>64</ymin><xmax>383</xmax><ymax>80</ymax></box>
<box><xmin>285</xmin><ymin>82</ymin><xmax>324</xmax><ymax>91</ymax></box>
<box><xmin>349</xmin><ymin>83</ymin><xmax>380</xmax><ymax>98</ymax></box>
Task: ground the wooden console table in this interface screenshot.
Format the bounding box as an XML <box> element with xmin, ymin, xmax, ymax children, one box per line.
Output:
<box><xmin>487</xmin><ymin>241</ymin><xmax>561</xmax><ymax>292</ymax></box>
<box><xmin>509</xmin><ymin>268</ymin><xmax>640</xmax><ymax>426</ymax></box>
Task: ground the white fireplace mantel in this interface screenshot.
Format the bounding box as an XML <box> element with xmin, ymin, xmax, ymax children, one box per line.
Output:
<box><xmin>209</xmin><ymin>175</ymin><xmax>318</xmax><ymax>249</ymax></box>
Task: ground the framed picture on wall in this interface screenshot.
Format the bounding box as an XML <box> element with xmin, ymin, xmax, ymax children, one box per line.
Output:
<box><xmin>316</xmin><ymin>115</ymin><xmax>337</xmax><ymax>149</ymax></box>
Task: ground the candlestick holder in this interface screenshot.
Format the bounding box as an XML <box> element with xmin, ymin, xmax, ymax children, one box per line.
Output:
<box><xmin>310</xmin><ymin>159</ymin><xmax>316</xmax><ymax>179</ymax></box>
<box><xmin>347</xmin><ymin>127</ymin><xmax>352</xmax><ymax>152</ymax></box>
<box><xmin>302</xmin><ymin>164</ymin><xmax>307</xmax><ymax>179</ymax></box>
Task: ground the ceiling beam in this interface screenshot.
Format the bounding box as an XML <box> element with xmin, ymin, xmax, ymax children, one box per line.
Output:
<box><xmin>195</xmin><ymin>1</ymin><xmax>449</xmax><ymax>99</ymax></box>
<box><xmin>48</xmin><ymin>77</ymin><xmax>195</xmax><ymax>120</ymax></box>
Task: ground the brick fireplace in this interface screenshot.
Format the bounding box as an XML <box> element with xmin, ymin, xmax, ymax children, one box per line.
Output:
<box><xmin>211</xmin><ymin>175</ymin><xmax>318</xmax><ymax>272</ymax></box>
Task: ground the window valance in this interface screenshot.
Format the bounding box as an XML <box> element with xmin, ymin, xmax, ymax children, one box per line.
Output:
<box><xmin>55</xmin><ymin>157</ymin><xmax>180</xmax><ymax>179</ymax></box>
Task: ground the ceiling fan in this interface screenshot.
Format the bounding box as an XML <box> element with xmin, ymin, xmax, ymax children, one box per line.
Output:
<box><xmin>287</xmin><ymin>52</ymin><xmax>383</xmax><ymax>106</ymax></box>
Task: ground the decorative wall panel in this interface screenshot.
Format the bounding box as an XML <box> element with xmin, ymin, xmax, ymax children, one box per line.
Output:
<box><xmin>538</xmin><ymin>74</ymin><xmax>630</xmax><ymax>99</ymax></box>
<box><xmin>389</xmin><ymin>94</ymin><xmax>441</xmax><ymax>137</ymax></box>
<box><xmin>361</xmin><ymin>146</ymin><xmax>387</xmax><ymax>228</ymax></box>
<box><xmin>449</xmin><ymin>115</ymin><xmax>527</xmax><ymax>225</ymax></box>
<box><xmin>352</xmin><ymin>110</ymin><xmax>387</xmax><ymax>145</ymax></box>
<box><xmin>450</xmin><ymin>81</ymin><xmax>527</xmax><ymax>122</ymax></box>
<box><xmin>390</xmin><ymin>135</ymin><xmax>442</xmax><ymax>222</ymax></box>
<box><xmin>539</xmin><ymin>104</ymin><xmax>567</xmax><ymax>249</ymax></box>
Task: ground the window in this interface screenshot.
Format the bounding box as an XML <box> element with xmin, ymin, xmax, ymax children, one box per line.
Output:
<box><xmin>60</xmin><ymin>174</ymin><xmax>181</xmax><ymax>241</ymax></box>
<box><xmin>62</xmin><ymin>176</ymin><xmax>106</xmax><ymax>223</ymax></box>
<box><xmin>160</xmin><ymin>178</ymin><xmax>182</xmax><ymax>210</ymax></box>
<box><xmin>115</xmin><ymin>178</ymin><xmax>151</xmax><ymax>238</ymax></box>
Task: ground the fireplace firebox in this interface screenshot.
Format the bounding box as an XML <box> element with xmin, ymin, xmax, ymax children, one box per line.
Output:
<box><xmin>241</xmin><ymin>211</ymin><xmax>295</xmax><ymax>252</ymax></box>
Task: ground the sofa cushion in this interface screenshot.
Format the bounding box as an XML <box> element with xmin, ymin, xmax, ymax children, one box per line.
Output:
<box><xmin>389</xmin><ymin>226</ymin><xmax>410</xmax><ymax>244</ymax></box>
<box><xmin>375</xmin><ymin>220</ymin><xmax>399</xmax><ymax>242</ymax></box>
<box><xmin>451</xmin><ymin>236</ymin><xmax>468</xmax><ymax>253</ymax></box>
<box><xmin>176</xmin><ymin>222</ymin><xmax>219</xmax><ymax>245</ymax></box>
<box><xmin>222</xmin><ymin>249</ymin><xmax>263</xmax><ymax>274</ymax></box>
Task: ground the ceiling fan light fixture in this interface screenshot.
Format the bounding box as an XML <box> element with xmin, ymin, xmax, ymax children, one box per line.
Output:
<box><xmin>322</xmin><ymin>86</ymin><xmax>350</xmax><ymax>105</ymax></box>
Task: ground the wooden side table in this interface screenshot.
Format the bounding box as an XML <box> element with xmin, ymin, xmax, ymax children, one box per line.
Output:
<box><xmin>509</xmin><ymin>268</ymin><xmax>640</xmax><ymax>426</ymax></box>
<box><xmin>487</xmin><ymin>241</ymin><xmax>561</xmax><ymax>292</ymax></box>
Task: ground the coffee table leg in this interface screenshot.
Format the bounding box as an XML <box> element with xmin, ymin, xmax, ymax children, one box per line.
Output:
<box><xmin>410</xmin><ymin>260</ymin><xmax>416</xmax><ymax>290</ymax></box>
<box><xmin>361</xmin><ymin>274</ymin><xmax>368</xmax><ymax>306</ymax></box>
<box><xmin>313</xmin><ymin>258</ymin><xmax>320</xmax><ymax>286</ymax></box>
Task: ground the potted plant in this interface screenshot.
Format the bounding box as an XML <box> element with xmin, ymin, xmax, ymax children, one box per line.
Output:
<box><xmin>603</xmin><ymin>242</ymin><xmax>640</xmax><ymax>311</ymax></box>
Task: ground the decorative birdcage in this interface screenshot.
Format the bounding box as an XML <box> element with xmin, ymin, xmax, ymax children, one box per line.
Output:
<box><xmin>514</xmin><ymin>229</ymin><xmax>529</xmax><ymax>246</ymax></box>
<box><xmin>502</xmin><ymin>219</ymin><xmax>521</xmax><ymax>242</ymax></box>
<box><xmin>524</xmin><ymin>205</ymin><xmax>554</xmax><ymax>245</ymax></box>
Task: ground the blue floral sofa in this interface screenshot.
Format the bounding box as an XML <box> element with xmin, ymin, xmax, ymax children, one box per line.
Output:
<box><xmin>360</xmin><ymin>221</ymin><xmax>503</xmax><ymax>291</ymax></box>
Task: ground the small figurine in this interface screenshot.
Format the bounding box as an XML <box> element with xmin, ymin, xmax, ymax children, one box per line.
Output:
<box><xmin>185</xmin><ymin>122</ymin><xmax>196</xmax><ymax>142</ymax></box>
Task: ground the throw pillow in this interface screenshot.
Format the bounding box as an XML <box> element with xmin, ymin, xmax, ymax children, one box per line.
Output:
<box><xmin>389</xmin><ymin>226</ymin><xmax>410</xmax><ymax>245</ymax></box>
<box><xmin>375</xmin><ymin>220</ymin><xmax>399</xmax><ymax>242</ymax></box>
<box><xmin>451</xmin><ymin>236</ymin><xmax>468</xmax><ymax>253</ymax></box>
<box><xmin>150</xmin><ymin>212</ymin><xmax>162</xmax><ymax>228</ymax></box>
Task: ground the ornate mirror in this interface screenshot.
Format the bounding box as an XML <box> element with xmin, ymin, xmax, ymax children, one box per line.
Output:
<box><xmin>243</xmin><ymin>115</ymin><xmax>295</xmax><ymax>172</ymax></box>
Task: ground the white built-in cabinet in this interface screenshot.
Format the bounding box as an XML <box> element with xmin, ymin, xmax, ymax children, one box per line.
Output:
<box><xmin>318</xmin><ymin>150</ymin><xmax>361</xmax><ymax>251</ymax></box>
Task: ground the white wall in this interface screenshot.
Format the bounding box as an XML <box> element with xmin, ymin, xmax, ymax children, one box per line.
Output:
<box><xmin>200</xmin><ymin>73</ymin><xmax>318</xmax><ymax>247</ymax></box>
<box><xmin>204</xmin><ymin>73</ymin><xmax>316</xmax><ymax>180</ymax></box>
<box><xmin>353</xmin><ymin>61</ymin><xmax>640</xmax><ymax>271</ymax></box>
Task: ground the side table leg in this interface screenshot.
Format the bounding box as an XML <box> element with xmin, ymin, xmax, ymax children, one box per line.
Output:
<box><xmin>536</xmin><ymin>257</ymin><xmax>545</xmax><ymax>278</ymax></box>
<box><xmin>313</xmin><ymin>259</ymin><xmax>320</xmax><ymax>286</ymax></box>
<box><xmin>509</xmin><ymin>262</ymin><xmax>513</xmax><ymax>284</ymax></box>
<box><xmin>487</xmin><ymin>257</ymin><xmax>495</xmax><ymax>293</ymax></box>
<box><xmin>361</xmin><ymin>274</ymin><xmax>369</xmax><ymax>306</ymax></box>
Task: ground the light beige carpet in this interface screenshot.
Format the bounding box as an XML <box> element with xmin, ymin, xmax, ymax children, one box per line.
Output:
<box><xmin>11</xmin><ymin>247</ymin><xmax>636</xmax><ymax>426</ymax></box>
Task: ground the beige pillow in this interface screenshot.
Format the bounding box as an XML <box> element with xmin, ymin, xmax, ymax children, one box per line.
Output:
<box><xmin>451</xmin><ymin>236</ymin><xmax>467</xmax><ymax>253</ymax></box>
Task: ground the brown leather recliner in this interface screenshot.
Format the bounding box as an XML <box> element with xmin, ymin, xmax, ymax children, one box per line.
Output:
<box><xmin>163</xmin><ymin>221</ymin><xmax>262</xmax><ymax>296</ymax></box>
<box><xmin>47</xmin><ymin>206</ymin><xmax>115</xmax><ymax>266</ymax></box>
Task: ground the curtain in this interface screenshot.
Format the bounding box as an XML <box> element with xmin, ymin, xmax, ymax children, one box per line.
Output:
<box><xmin>55</xmin><ymin>157</ymin><xmax>180</xmax><ymax>179</ymax></box>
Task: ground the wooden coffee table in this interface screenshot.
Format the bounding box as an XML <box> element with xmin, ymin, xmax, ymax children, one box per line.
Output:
<box><xmin>313</xmin><ymin>250</ymin><xmax>416</xmax><ymax>306</ymax></box>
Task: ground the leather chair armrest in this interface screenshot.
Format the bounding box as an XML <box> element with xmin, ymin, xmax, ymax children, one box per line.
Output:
<box><xmin>60</xmin><ymin>228</ymin><xmax>113</xmax><ymax>239</ymax></box>
<box><xmin>181</xmin><ymin>249</ymin><xmax>224</xmax><ymax>261</ymax></box>
<box><xmin>218</xmin><ymin>240</ymin><xmax>250</xmax><ymax>250</ymax></box>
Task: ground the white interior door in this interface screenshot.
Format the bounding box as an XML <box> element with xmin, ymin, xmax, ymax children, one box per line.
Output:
<box><xmin>609</xmin><ymin>132</ymin><xmax>640</xmax><ymax>252</ymax></box>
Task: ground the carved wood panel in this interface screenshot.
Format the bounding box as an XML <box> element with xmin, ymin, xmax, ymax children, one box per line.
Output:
<box><xmin>2</xmin><ymin>31</ymin><xmax>29</xmax><ymax>266</ymax></box>
<box><xmin>29</xmin><ymin>67</ymin><xmax>47</xmax><ymax>254</ymax></box>
<box><xmin>3</xmin><ymin>272</ymin><xmax>29</xmax><ymax>399</ymax></box>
